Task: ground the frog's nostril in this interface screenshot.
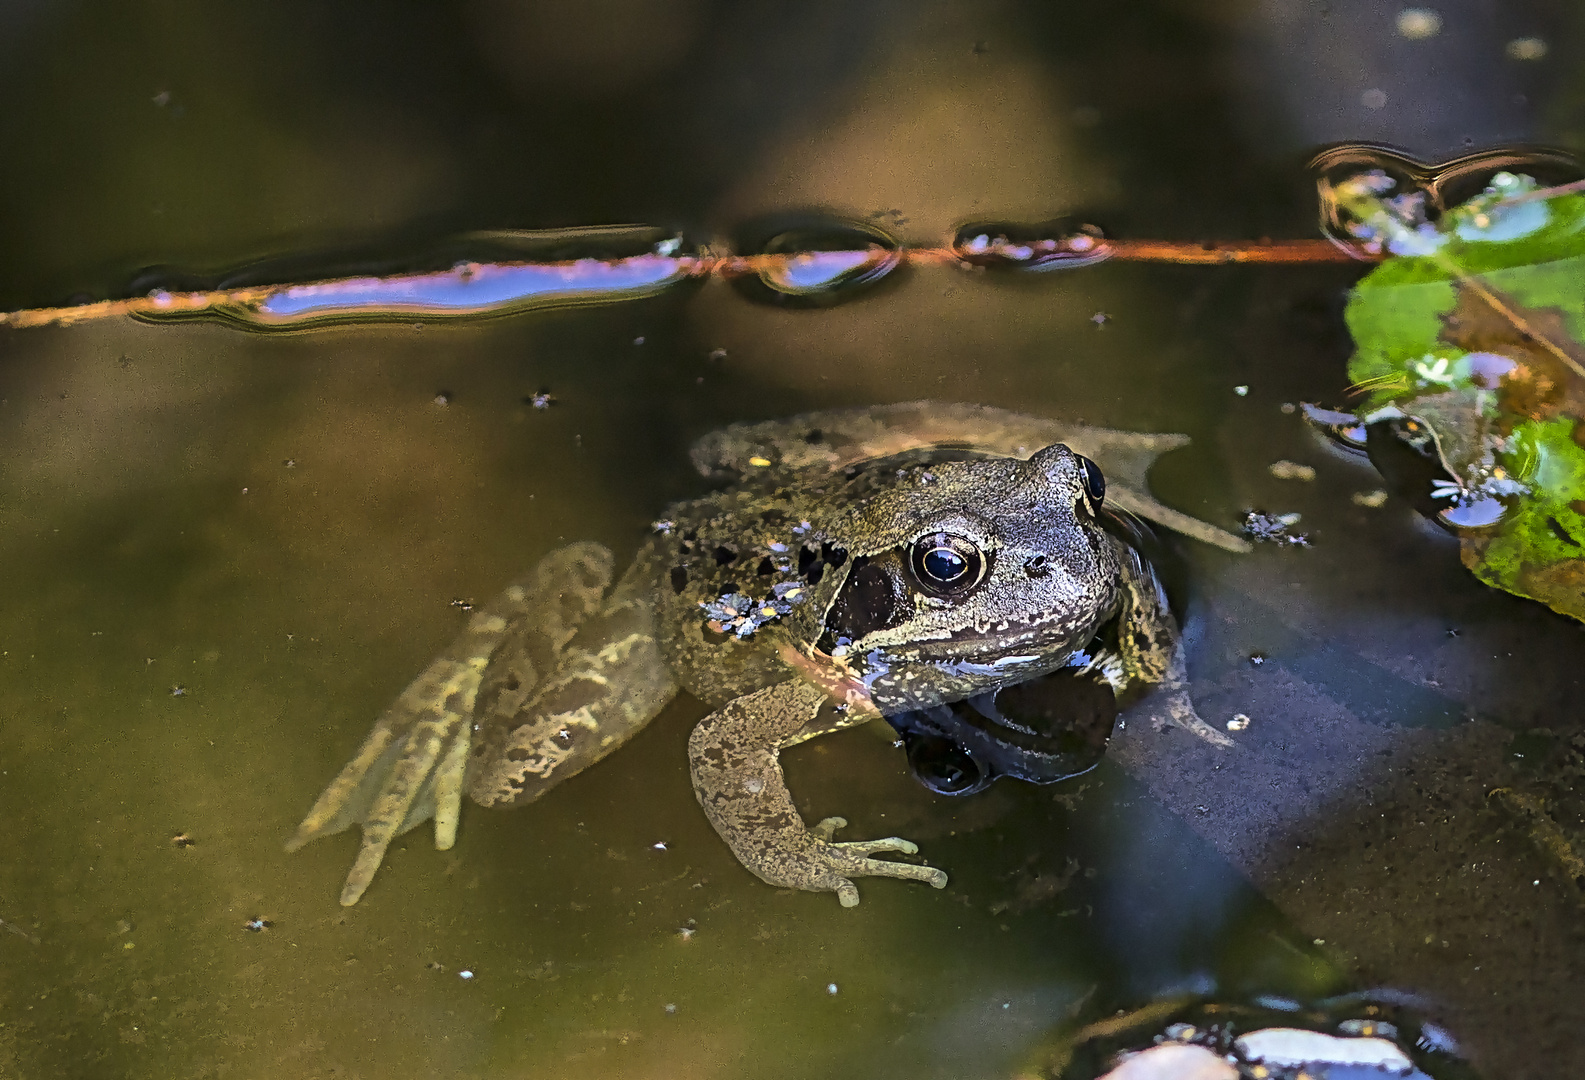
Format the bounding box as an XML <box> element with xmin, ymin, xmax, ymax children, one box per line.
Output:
<box><xmin>1023</xmin><ymin>554</ymin><xmax>1051</xmax><ymax>578</ymax></box>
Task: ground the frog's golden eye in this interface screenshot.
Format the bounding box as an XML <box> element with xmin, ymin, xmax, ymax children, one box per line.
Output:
<box><xmin>908</xmin><ymin>532</ymin><xmax>986</xmax><ymax>596</ymax></box>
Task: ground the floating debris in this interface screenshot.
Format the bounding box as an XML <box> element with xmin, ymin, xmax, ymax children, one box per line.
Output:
<box><xmin>433</xmin><ymin>391</ymin><xmax>452</xmax><ymax>407</ymax></box>
<box><xmin>0</xmin><ymin>916</ymin><xmax>40</xmax><ymax>945</ymax></box>
<box><xmin>1395</xmin><ymin>8</ymin><xmax>1442</xmax><ymax>38</ymax></box>
<box><xmin>526</xmin><ymin>390</ymin><xmax>556</xmax><ymax>409</ymax></box>
<box><xmin>1227</xmin><ymin>714</ymin><xmax>1252</xmax><ymax>732</ymax></box>
<box><xmin>1249</xmin><ymin>653</ymin><xmax>1266</xmax><ymax>666</ymax></box>
<box><xmin>450</xmin><ymin>598</ymin><xmax>475</xmax><ymax>612</ymax></box>
<box><xmin>171</xmin><ymin>832</ymin><xmax>194</xmax><ymax>848</ymax></box>
<box><xmin>1506</xmin><ymin>36</ymin><xmax>1548</xmax><ymax>60</ymax></box>
<box><xmin>169</xmin><ymin>685</ymin><xmax>187</xmax><ymax>697</ymax></box>
<box><xmin>1242</xmin><ymin>511</ymin><xmax>1310</xmax><ymax>546</ymax></box>
<box><xmin>826</xmin><ymin>983</ymin><xmax>839</xmax><ymax>995</ymax></box>
<box><xmin>1351</xmin><ymin>489</ymin><xmax>1390</xmax><ymax>508</ymax></box>
<box><xmin>459</xmin><ymin>969</ymin><xmax>474</xmax><ymax>980</ymax></box>
<box><xmin>1234</xmin><ymin>385</ymin><xmax>1249</xmax><ymax>397</ymax></box>
<box><xmin>1267</xmin><ymin>460</ymin><xmax>1316</xmax><ymax>481</ymax></box>
<box><xmin>243</xmin><ymin>918</ymin><xmax>272</xmax><ymax>932</ymax></box>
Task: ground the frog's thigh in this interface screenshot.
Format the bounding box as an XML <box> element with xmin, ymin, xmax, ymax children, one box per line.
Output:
<box><xmin>466</xmin><ymin>557</ymin><xmax>678</xmax><ymax>808</ymax></box>
<box><xmin>688</xmin><ymin>681</ymin><xmax>948</xmax><ymax>907</ymax></box>
<box><xmin>1116</xmin><ymin>549</ymin><xmax>1232</xmax><ymax>749</ymax></box>
<box><xmin>287</xmin><ymin>541</ymin><xmax>614</xmax><ymax>905</ymax></box>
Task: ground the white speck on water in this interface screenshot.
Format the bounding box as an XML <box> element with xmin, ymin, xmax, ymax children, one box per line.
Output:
<box><xmin>1227</xmin><ymin>714</ymin><xmax>1252</xmax><ymax>732</ymax></box>
<box><xmin>1234</xmin><ymin>385</ymin><xmax>1249</xmax><ymax>396</ymax></box>
<box><xmin>1506</xmin><ymin>37</ymin><xmax>1547</xmax><ymax>60</ymax></box>
<box><xmin>1396</xmin><ymin>9</ymin><xmax>1441</xmax><ymax>39</ymax></box>
<box><xmin>1361</xmin><ymin>88</ymin><xmax>1388</xmax><ymax>109</ymax></box>
<box><xmin>826</xmin><ymin>983</ymin><xmax>839</xmax><ymax>995</ymax></box>
<box><xmin>459</xmin><ymin>969</ymin><xmax>474</xmax><ymax>980</ymax></box>
<box><xmin>1268</xmin><ymin>460</ymin><xmax>1316</xmax><ymax>482</ymax></box>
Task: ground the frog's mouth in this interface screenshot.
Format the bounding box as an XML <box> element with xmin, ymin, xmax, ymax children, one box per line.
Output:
<box><xmin>884</xmin><ymin>663</ymin><xmax>1117</xmax><ymax>795</ymax></box>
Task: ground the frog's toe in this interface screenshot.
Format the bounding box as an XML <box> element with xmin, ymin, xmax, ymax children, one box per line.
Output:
<box><xmin>807</xmin><ymin>818</ymin><xmax>948</xmax><ymax>904</ymax></box>
<box><xmin>1157</xmin><ymin>688</ymin><xmax>1234</xmax><ymax>748</ymax></box>
<box><xmin>832</xmin><ymin>836</ymin><xmax>919</xmax><ymax>857</ymax></box>
<box><xmin>821</xmin><ymin>854</ymin><xmax>949</xmax><ymax>906</ymax></box>
<box><xmin>810</xmin><ymin>815</ymin><xmax>848</xmax><ymax>841</ymax></box>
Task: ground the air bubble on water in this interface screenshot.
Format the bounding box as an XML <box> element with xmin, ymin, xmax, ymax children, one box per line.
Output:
<box><xmin>950</xmin><ymin>220</ymin><xmax>1110</xmax><ymax>271</ymax></box>
<box><xmin>145</xmin><ymin>225</ymin><xmax>697</xmax><ymax>329</ymax></box>
<box><xmin>732</xmin><ymin>217</ymin><xmax>901</xmax><ymax>307</ymax></box>
<box><xmin>1311</xmin><ymin>144</ymin><xmax>1584</xmax><ymax>250</ymax></box>
<box><xmin>1436</xmin><ymin>495</ymin><xmax>1507</xmax><ymax>531</ymax></box>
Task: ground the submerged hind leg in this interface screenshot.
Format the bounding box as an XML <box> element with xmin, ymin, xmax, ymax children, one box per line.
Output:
<box><xmin>465</xmin><ymin>555</ymin><xmax>677</xmax><ymax>808</ymax></box>
<box><xmin>287</xmin><ymin>543</ymin><xmax>624</xmax><ymax>904</ymax></box>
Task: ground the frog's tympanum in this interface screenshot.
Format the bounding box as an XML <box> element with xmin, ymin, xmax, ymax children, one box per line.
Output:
<box><xmin>288</xmin><ymin>403</ymin><xmax>1246</xmax><ymax>907</ymax></box>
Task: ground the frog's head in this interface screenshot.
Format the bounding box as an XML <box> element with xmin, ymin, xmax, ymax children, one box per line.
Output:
<box><xmin>817</xmin><ymin>443</ymin><xmax>1121</xmax><ymax>712</ymax></box>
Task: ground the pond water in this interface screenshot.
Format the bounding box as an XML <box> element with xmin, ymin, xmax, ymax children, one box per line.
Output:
<box><xmin>1</xmin><ymin>3</ymin><xmax>1582</xmax><ymax>1078</ymax></box>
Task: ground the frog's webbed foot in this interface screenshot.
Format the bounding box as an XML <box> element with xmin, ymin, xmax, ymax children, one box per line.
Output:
<box><xmin>807</xmin><ymin>817</ymin><xmax>946</xmax><ymax>907</ymax></box>
<box><xmin>1149</xmin><ymin>686</ymin><xmax>1233</xmax><ymax>748</ymax></box>
<box><xmin>689</xmin><ymin>681</ymin><xmax>948</xmax><ymax>907</ymax></box>
<box><xmin>286</xmin><ymin>542</ymin><xmax>614</xmax><ymax>905</ymax></box>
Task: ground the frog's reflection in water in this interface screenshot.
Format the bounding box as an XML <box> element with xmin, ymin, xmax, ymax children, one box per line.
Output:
<box><xmin>888</xmin><ymin>661</ymin><xmax>1119</xmax><ymax>796</ymax></box>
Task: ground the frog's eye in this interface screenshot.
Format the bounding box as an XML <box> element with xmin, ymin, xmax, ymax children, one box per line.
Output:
<box><xmin>1076</xmin><ymin>455</ymin><xmax>1105</xmax><ymax>506</ymax></box>
<box><xmin>908</xmin><ymin>532</ymin><xmax>986</xmax><ymax>595</ymax></box>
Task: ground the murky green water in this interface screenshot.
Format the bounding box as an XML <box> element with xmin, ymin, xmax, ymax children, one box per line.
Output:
<box><xmin>3</xmin><ymin>3</ymin><xmax>1584</xmax><ymax>1078</ymax></box>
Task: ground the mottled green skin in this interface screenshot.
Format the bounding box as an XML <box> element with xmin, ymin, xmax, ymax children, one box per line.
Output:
<box><xmin>289</xmin><ymin>403</ymin><xmax>1241</xmax><ymax>907</ymax></box>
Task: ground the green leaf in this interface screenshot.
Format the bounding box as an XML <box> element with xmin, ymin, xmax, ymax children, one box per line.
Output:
<box><xmin>1338</xmin><ymin>173</ymin><xmax>1585</xmax><ymax>620</ymax></box>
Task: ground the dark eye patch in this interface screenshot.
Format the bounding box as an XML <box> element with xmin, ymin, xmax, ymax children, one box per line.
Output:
<box><xmin>819</xmin><ymin>554</ymin><xmax>907</xmax><ymax>649</ymax></box>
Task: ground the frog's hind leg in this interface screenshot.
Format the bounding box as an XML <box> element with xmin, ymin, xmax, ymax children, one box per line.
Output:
<box><xmin>465</xmin><ymin>552</ymin><xmax>678</xmax><ymax>810</ymax></box>
<box><xmin>286</xmin><ymin>542</ymin><xmax>618</xmax><ymax>905</ymax></box>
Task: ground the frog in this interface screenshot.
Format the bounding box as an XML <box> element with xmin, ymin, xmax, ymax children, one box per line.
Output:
<box><xmin>287</xmin><ymin>402</ymin><xmax>1248</xmax><ymax>907</ymax></box>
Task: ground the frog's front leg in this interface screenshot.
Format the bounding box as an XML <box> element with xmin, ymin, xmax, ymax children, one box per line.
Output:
<box><xmin>688</xmin><ymin>680</ymin><xmax>948</xmax><ymax>907</ymax></box>
<box><xmin>1113</xmin><ymin>543</ymin><xmax>1233</xmax><ymax>748</ymax></box>
<box><xmin>287</xmin><ymin>542</ymin><xmax>622</xmax><ymax>905</ymax></box>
